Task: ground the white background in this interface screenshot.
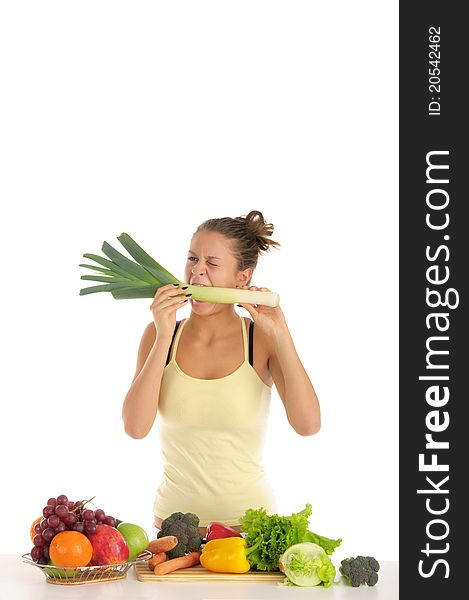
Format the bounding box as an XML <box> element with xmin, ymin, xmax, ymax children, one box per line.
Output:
<box><xmin>0</xmin><ymin>1</ymin><xmax>398</xmax><ymax>561</ymax></box>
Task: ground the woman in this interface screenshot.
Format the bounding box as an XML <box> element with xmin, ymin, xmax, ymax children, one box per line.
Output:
<box><xmin>122</xmin><ymin>211</ymin><xmax>320</xmax><ymax>536</ymax></box>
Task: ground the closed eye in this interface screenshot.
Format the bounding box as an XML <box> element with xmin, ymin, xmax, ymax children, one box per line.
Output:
<box><xmin>187</xmin><ymin>256</ymin><xmax>219</xmax><ymax>267</ymax></box>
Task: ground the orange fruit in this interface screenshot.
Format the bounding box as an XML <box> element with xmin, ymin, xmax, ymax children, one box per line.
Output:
<box><xmin>30</xmin><ymin>516</ymin><xmax>43</xmax><ymax>542</ymax></box>
<box><xmin>49</xmin><ymin>531</ymin><xmax>93</xmax><ymax>567</ymax></box>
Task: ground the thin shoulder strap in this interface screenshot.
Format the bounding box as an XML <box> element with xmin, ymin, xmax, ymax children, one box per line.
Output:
<box><xmin>165</xmin><ymin>321</ymin><xmax>182</xmax><ymax>366</ymax></box>
<box><xmin>248</xmin><ymin>320</ymin><xmax>254</xmax><ymax>367</ymax></box>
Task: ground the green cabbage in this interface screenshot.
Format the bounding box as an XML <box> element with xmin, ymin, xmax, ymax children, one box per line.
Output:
<box><xmin>279</xmin><ymin>542</ymin><xmax>336</xmax><ymax>587</ymax></box>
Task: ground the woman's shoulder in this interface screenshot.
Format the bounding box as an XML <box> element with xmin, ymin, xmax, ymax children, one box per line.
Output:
<box><xmin>136</xmin><ymin>322</ymin><xmax>156</xmax><ymax>358</ymax></box>
<box><xmin>141</xmin><ymin>320</ymin><xmax>183</xmax><ymax>343</ymax></box>
<box><xmin>142</xmin><ymin>321</ymin><xmax>156</xmax><ymax>339</ymax></box>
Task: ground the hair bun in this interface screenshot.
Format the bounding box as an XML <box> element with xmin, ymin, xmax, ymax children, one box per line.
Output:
<box><xmin>243</xmin><ymin>211</ymin><xmax>280</xmax><ymax>253</ymax></box>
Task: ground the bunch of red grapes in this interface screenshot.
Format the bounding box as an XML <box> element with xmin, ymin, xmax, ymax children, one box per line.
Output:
<box><xmin>30</xmin><ymin>494</ymin><xmax>116</xmax><ymax>564</ymax></box>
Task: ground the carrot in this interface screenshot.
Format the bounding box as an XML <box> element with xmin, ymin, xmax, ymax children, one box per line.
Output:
<box><xmin>153</xmin><ymin>551</ymin><xmax>202</xmax><ymax>575</ymax></box>
<box><xmin>148</xmin><ymin>552</ymin><xmax>167</xmax><ymax>570</ymax></box>
<box><xmin>146</xmin><ymin>536</ymin><xmax>178</xmax><ymax>554</ymax></box>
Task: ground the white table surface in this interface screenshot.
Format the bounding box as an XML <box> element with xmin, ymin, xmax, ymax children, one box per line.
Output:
<box><xmin>0</xmin><ymin>555</ymin><xmax>398</xmax><ymax>600</ymax></box>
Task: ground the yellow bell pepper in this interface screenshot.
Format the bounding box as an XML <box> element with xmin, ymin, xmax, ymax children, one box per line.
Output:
<box><xmin>200</xmin><ymin>537</ymin><xmax>251</xmax><ymax>574</ymax></box>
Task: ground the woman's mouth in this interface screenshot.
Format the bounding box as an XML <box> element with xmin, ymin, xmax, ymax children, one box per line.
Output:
<box><xmin>190</xmin><ymin>283</ymin><xmax>211</xmax><ymax>303</ymax></box>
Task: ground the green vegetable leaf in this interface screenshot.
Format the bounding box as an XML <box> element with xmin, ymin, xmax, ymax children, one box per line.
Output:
<box><xmin>79</xmin><ymin>282</ymin><xmax>137</xmax><ymax>295</ymax></box>
<box><xmin>303</xmin><ymin>530</ymin><xmax>342</xmax><ymax>555</ymax></box>
<box><xmin>111</xmin><ymin>286</ymin><xmax>159</xmax><ymax>299</ymax></box>
<box><xmin>80</xmin><ymin>275</ymin><xmax>137</xmax><ymax>284</ymax></box>
<box><xmin>101</xmin><ymin>241</ymin><xmax>157</xmax><ymax>284</ymax></box>
<box><xmin>82</xmin><ymin>253</ymin><xmax>140</xmax><ymax>280</ymax></box>
<box><xmin>241</xmin><ymin>504</ymin><xmax>341</xmax><ymax>572</ymax></box>
<box><xmin>117</xmin><ymin>233</ymin><xmax>178</xmax><ymax>284</ymax></box>
<box><xmin>79</xmin><ymin>263</ymin><xmax>115</xmax><ymax>276</ymax></box>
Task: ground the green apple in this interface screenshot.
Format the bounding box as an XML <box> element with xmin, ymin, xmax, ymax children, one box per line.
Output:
<box><xmin>44</xmin><ymin>564</ymin><xmax>79</xmax><ymax>579</ymax></box>
<box><xmin>116</xmin><ymin>522</ymin><xmax>149</xmax><ymax>562</ymax></box>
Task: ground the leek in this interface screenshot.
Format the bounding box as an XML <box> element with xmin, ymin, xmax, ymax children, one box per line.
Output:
<box><xmin>79</xmin><ymin>233</ymin><xmax>280</xmax><ymax>307</ymax></box>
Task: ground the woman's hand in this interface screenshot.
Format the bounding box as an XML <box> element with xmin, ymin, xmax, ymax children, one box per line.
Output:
<box><xmin>237</xmin><ymin>286</ymin><xmax>288</xmax><ymax>339</ymax></box>
<box><xmin>150</xmin><ymin>284</ymin><xmax>190</xmax><ymax>339</ymax></box>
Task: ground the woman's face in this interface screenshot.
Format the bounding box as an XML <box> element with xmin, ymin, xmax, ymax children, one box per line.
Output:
<box><xmin>184</xmin><ymin>230</ymin><xmax>251</xmax><ymax>315</ymax></box>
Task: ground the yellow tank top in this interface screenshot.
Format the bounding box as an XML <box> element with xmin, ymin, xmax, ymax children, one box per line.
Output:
<box><xmin>153</xmin><ymin>316</ymin><xmax>277</xmax><ymax>527</ymax></box>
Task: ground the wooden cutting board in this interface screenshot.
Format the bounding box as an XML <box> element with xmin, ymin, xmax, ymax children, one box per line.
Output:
<box><xmin>135</xmin><ymin>561</ymin><xmax>285</xmax><ymax>582</ymax></box>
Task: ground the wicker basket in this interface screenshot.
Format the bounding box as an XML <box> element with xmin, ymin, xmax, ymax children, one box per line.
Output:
<box><xmin>22</xmin><ymin>550</ymin><xmax>152</xmax><ymax>585</ymax></box>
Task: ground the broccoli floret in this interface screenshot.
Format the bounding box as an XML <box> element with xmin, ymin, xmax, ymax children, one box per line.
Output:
<box><xmin>181</xmin><ymin>512</ymin><xmax>200</xmax><ymax>528</ymax></box>
<box><xmin>366</xmin><ymin>556</ymin><xmax>380</xmax><ymax>573</ymax></box>
<box><xmin>158</xmin><ymin>511</ymin><xmax>203</xmax><ymax>558</ymax></box>
<box><xmin>160</xmin><ymin>512</ymin><xmax>184</xmax><ymax>531</ymax></box>
<box><xmin>165</xmin><ymin>521</ymin><xmax>189</xmax><ymax>545</ymax></box>
<box><xmin>164</xmin><ymin>522</ymin><xmax>189</xmax><ymax>558</ymax></box>
<box><xmin>367</xmin><ymin>570</ymin><xmax>379</xmax><ymax>586</ymax></box>
<box><xmin>186</xmin><ymin>528</ymin><xmax>203</xmax><ymax>552</ymax></box>
<box><xmin>340</xmin><ymin>556</ymin><xmax>380</xmax><ymax>587</ymax></box>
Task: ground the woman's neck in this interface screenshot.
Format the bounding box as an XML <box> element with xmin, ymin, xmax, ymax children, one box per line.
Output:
<box><xmin>185</xmin><ymin>309</ymin><xmax>241</xmax><ymax>343</ymax></box>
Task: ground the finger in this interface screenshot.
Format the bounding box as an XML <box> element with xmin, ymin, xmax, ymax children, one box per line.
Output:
<box><xmin>153</xmin><ymin>284</ymin><xmax>175</xmax><ymax>300</ymax></box>
<box><xmin>154</xmin><ymin>286</ymin><xmax>190</xmax><ymax>303</ymax></box>
<box><xmin>164</xmin><ymin>297</ymin><xmax>190</xmax><ymax>311</ymax></box>
<box><xmin>152</xmin><ymin>293</ymin><xmax>191</xmax><ymax>310</ymax></box>
<box><xmin>161</xmin><ymin>283</ymin><xmax>183</xmax><ymax>293</ymax></box>
<box><xmin>158</xmin><ymin>291</ymin><xmax>191</xmax><ymax>304</ymax></box>
<box><xmin>155</xmin><ymin>299</ymin><xmax>189</xmax><ymax>312</ymax></box>
<box><xmin>154</xmin><ymin>283</ymin><xmax>188</xmax><ymax>299</ymax></box>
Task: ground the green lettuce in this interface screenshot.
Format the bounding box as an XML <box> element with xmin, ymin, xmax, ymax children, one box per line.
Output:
<box><xmin>279</xmin><ymin>542</ymin><xmax>336</xmax><ymax>587</ymax></box>
<box><xmin>303</xmin><ymin>529</ymin><xmax>342</xmax><ymax>555</ymax></box>
<box><xmin>240</xmin><ymin>504</ymin><xmax>341</xmax><ymax>572</ymax></box>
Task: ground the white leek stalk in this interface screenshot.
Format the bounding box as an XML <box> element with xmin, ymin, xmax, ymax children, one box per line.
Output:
<box><xmin>186</xmin><ymin>285</ymin><xmax>279</xmax><ymax>307</ymax></box>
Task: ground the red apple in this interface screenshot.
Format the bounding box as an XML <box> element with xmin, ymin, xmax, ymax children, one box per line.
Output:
<box><xmin>87</xmin><ymin>524</ymin><xmax>129</xmax><ymax>565</ymax></box>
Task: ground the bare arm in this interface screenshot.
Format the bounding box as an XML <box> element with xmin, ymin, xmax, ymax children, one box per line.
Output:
<box><xmin>238</xmin><ymin>285</ymin><xmax>320</xmax><ymax>437</ymax></box>
<box><xmin>268</xmin><ymin>326</ymin><xmax>321</xmax><ymax>436</ymax></box>
<box><xmin>122</xmin><ymin>323</ymin><xmax>172</xmax><ymax>439</ymax></box>
<box><xmin>122</xmin><ymin>283</ymin><xmax>189</xmax><ymax>439</ymax></box>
